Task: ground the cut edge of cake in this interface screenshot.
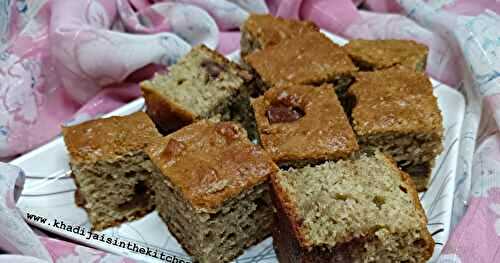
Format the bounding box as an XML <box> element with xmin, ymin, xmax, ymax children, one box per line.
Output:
<box><xmin>270</xmin><ymin>151</ymin><xmax>434</xmax><ymax>262</ymax></box>
<box><xmin>145</xmin><ymin>120</ymin><xmax>279</xmax><ymax>262</ymax></box>
<box><xmin>140</xmin><ymin>45</ymin><xmax>254</xmax><ymax>135</ymax></box>
<box><xmin>348</xmin><ymin>69</ymin><xmax>443</xmax><ymax>191</ymax></box>
<box><xmin>62</xmin><ymin>112</ymin><xmax>160</xmax><ymax>230</ymax></box>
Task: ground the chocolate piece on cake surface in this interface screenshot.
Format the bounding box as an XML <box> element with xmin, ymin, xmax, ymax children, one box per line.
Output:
<box><xmin>244</xmin><ymin>31</ymin><xmax>357</xmax><ymax>94</ymax></box>
<box><xmin>62</xmin><ymin>112</ymin><xmax>160</xmax><ymax>230</ymax></box>
<box><xmin>240</xmin><ymin>14</ymin><xmax>319</xmax><ymax>57</ymax></box>
<box><xmin>140</xmin><ymin>45</ymin><xmax>256</xmax><ymax>137</ymax></box>
<box><xmin>344</xmin><ymin>39</ymin><xmax>428</xmax><ymax>72</ymax></box>
<box><xmin>349</xmin><ymin>68</ymin><xmax>443</xmax><ymax>191</ymax></box>
<box><xmin>271</xmin><ymin>151</ymin><xmax>435</xmax><ymax>262</ymax></box>
<box><xmin>146</xmin><ymin>120</ymin><xmax>278</xmax><ymax>263</ymax></box>
<box><xmin>251</xmin><ymin>84</ymin><xmax>358</xmax><ymax>167</ymax></box>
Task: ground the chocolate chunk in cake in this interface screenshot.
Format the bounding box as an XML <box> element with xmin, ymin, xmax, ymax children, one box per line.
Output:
<box><xmin>251</xmin><ymin>84</ymin><xmax>358</xmax><ymax>167</ymax></box>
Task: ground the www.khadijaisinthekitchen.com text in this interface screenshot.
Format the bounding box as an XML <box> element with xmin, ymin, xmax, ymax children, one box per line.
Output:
<box><xmin>26</xmin><ymin>212</ymin><xmax>190</xmax><ymax>263</ymax></box>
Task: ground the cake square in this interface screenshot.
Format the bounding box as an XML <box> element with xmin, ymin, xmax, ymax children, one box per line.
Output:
<box><xmin>146</xmin><ymin>120</ymin><xmax>278</xmax><ymax>262</ymax></box>
<box><xmin>62</xmin><ymin>112</ymin><xmax>161</xmax><ymax>230</ymax></box>
<box><xmin>348</xmin><ymin>68</ymin><xmax>443</xmax><ymax>191</ymax></box>
<box><xmin>240</xmin><ymin>14</ymin><xmax>319</xmax><ymax>57</ymax></box>
<box><xmin>141</xmin><ymin>45</ymin><xmax>254</xmax><ymax>135</ymax></box>
<box><xmin>344</xmin><ymin>39</ymin><xmax>428</xmax><ymax>72</ymax></box>
<box><xmin>244</xmin><ymin>32</ymin><xmax>357</xmax><ymax>93</ymax></box>
<box><xmin>271</xmin><ymin>151</ymin><xmax>434</xmax><ymax>262</ymax></box>
<box><xmin>251</xmin><ymin>84</ymin><xmax>358</xmax><ymax>167</ymax></box>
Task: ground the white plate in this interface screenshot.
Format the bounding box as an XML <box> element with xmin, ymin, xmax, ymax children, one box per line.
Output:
<box><xmin>11</xmin><ymin>32</ymin><xmax>465</xmax><ymax>263</ymax></box>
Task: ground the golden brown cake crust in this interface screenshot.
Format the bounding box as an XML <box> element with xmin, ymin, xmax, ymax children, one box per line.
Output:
<box><xmin>146</xmin><ymin>120</ymin><xmax>278</xmax><ymax>212</ymax></box>
<box><xmin>252</xmin><ymin>84</ymin><xmax>358</xmax><ymax>165</ymax></box>
<box><xmin>344</xmin><ymin>39</ymin><xmax>429</xmax><ymax>71</ymax></box>
<box><xmin>350</xmin><ymin>68</ymin><xmax>443</xmax><ymax>136</ymax></box>
<box><xmin>245</xmin><ymin>32</ymin><xmax>358</xmax><ymax>87</ymax></box>
<box><xmin>62</xmin><ymin>112</ymin><xmax>161</xmax><ymax>164</ymax></box>
<box><xmin>241</xmin><ymin>14</ymin><xmax>319</xmax><ymax>53</ymax></box>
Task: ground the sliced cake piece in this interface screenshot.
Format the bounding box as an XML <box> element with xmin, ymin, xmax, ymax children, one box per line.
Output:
<box><xmin>271</xmin><ymin>151</ymin><xmax>435</xmax><ymax>262</ymax></box>
<box><xmin>251</xmin><ymin>84</ymin><xmax>358</xmax><ymax>167</ymax></box>
<box><xmin>244</xmin><ymin>32</ymin><xmax>357</xmax><ymax>94</ymax></box>
<box><xmin>141</xmin><ymin>45</ymin><xmax>254</xmax><ymax>135</ymax></box>
<box><xmin>146</xmin><ymin>120</ymin><xmax>278</xmax><ymax>263</ymax></box>
<box><xmin>349</xmin><ymin>68</ymin><xmax>443</xmax><ymax>191</ymax></box>
<box><xmin>62</xmin><ymin>112</ymin><xmax>161</xmax><ymax>230</ymax></box>
<box><xmin>240</xmin><ymin>14</ymin><xmax>319</xmax><ymax>57</ymax></box>
<box><xmin>344</xmin><ymin>39</ymin><xmax>428</xmax><ymax>72</ymax></box>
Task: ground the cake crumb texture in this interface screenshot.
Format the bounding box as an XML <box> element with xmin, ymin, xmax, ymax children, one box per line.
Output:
<box><xmin>272</xmin><ymin>151</ymin><xmax>434</xmax><ymax>262</ymax></box>
<box><xmin>147</xmin><ymin>120</ymin><xmax>278</xmax><ymax>262</ymax></box>
<box><xmin>62</xmin><ymin>112</ymin><xmax>160</xmax><ymax>230</ymax></box>
<box><xmin>141</xmin><ymin>45</ymin><xmax>252</xmax><ymax>134</ymax></box>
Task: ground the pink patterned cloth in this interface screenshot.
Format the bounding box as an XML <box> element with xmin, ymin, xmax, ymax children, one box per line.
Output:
<box><xmin>1</xmin><ymin>0</ymin><xmax>500</xmax><ymax>262</ymax></box>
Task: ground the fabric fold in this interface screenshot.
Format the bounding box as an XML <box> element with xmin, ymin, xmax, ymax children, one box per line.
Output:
<box><xmin>1</xmin><ymin>1</ymin><xmax>500</xmax><ymax>262</ymax></box>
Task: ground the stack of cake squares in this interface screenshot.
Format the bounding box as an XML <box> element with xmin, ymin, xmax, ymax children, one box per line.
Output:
<box><xmin>62</xmin><ymin>13</ymin><xmax>443</xmax><ymax>263</ymax></box>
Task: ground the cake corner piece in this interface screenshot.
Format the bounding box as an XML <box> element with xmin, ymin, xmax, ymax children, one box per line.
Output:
<box><xmin>62</xmin><ymin>112</ymin><xmax>161</xmax><ymax>230</ymax></box>
<box><xmin>344</xmin><ymin>39</ymin><xmax>429</xmax><ymax>72</ymax></box>
<box><xmin>146</xmin><ymin>120</ymin><xmax>278</xmax><ymax>262</ymax></box>
<box><xmin>140</xmin><ymin>45</ymin><xmax>254</xmax><ymax>135</ymax></box>
<box><xmin>349</xmin><ymin>68</ymin><xmax>443</xmax><ymax>191</ymax></box>
<box><xmin>270</xmin><ymin>151</ymin><xmax>435</xmax><ymax>262</ymax></box>
<box><xmin>245</xmin><ymin>31</ymin><xmax>357</xmax><ymax>92</ymax></box>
